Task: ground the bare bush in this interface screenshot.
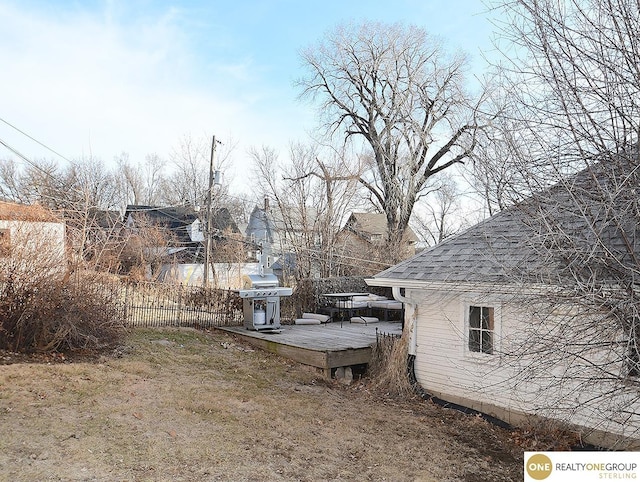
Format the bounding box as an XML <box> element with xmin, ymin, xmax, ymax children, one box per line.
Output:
<box><xmin>0</xmin><ymin>273</ymin><xmax>124</xmax><ymax>353</ymax></box>
<box><xmin>119</xmin><ymin>213</ymin><xmax>175</xmax><ymax>280</ymax></box>
<box><xmin>0</xmin><ymin>207</ymin><xmax>124</xmax><ymax>353</ymax></box>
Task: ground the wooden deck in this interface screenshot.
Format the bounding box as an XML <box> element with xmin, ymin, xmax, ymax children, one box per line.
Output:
<box><xmin>217</xmin><ymin>321</ymin><xmax>402</xmax><ymax>377</ymax></box>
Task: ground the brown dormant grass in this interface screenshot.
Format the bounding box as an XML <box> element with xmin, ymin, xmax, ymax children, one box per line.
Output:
<box><xmin>0</xmin><ymin>328</ymin><xmax>522</xmax><ymax>481</ymax></box>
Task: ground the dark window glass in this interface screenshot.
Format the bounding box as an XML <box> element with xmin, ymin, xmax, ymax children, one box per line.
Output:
<box><xmin>0</xmin><ymin>229</ymin><xmax>10</xmax><ymax>257</ymax></box>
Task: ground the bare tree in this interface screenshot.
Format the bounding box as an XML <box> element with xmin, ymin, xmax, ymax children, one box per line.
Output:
<box><xmin>412</xmin><ymin>173</ymin><xmax>465</xmax><ymax>246</ymax></box>
<box><xmin>18</xmin><ymin>158</ymin><xmax>72</xmax><ymax>208</ymax></box>
<box><xmin>487</xmin><ymin>0</ymin><xmax>640</xmax><ymax>444</ymax></box>
<box><xmin>163</xmin><ymin>134</ymin><xmax>236</xmax><ymax>209</ymax></box>
<box><xmin>464</xmin><ymin>96</ymin><xmax>540</xmax><ymax>216</ymax></box>
<box><xmin>249</xmin><ymin>142</ymin><xmax>360</xmax><ymax>278</ymax></box>
<box><xmin>9</xmin><ymin>156</ymin><xmax>118</xmax><ymax>212</ymax></box>
<box><xmin>72</xmin><ymin>156</ymin><xmax>119</xmax><ymax>211</ymax></box>
<box><xmin>113</xmin><ymin>152</ymin><xmax>170</xmax><ymax>207</ymax></box>
<box><xmin>142</xmin><ymin>153</ymin><xmax>169</xmax><ymax>206</ymax></box>
<box><xmin>0</xmin><ymin>158</ymin><xmax>28</xmax><ymax>203</ymax></box>
<box><xmin>298</xmin><ymin>21</ymin><xmax>493</xmax><ymax>262</ymax></box>
<box><xmin>164</xmin><ymin>136</ymin><xmax>208</xmax><ymax>207</ymax></box>
<box><xmin>114</xmin><ymin>153</ymin><xmax>144</xmax><ymax>206</ymax></box>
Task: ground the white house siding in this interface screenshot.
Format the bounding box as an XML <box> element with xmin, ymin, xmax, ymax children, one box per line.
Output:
<box><xmin>187</xmin><ymin>219</ymin><xmax>204</xmax><ymax>242</ymax></box>
<box><xmin>409</xmin><ymin>288</ymin><xmax>522</xmax><ymax>421</ymax></box>
<box><xmin>157</xmin><ymin>262</ymin><xmax>262</xmax><ymax>289</ymax></box>
<box><xmin>0</xmin><ymin>220</ymin><xmax>66</xmax><ymax>280</ymax></box>
<box><xmin>408</xmin><ymin>286</ymin><xmax>640</xmax><ymax>449</ymax></box>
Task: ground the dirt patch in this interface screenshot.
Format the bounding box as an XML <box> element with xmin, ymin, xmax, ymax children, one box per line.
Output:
<box><xmin>0</xmin><ymin>328</ymin><xmax>523</xmax><ymax>481</ymax></box>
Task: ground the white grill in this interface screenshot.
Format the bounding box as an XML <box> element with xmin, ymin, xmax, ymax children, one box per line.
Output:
<box><xmin>237</xmin><ymin>272</ymin><xmax>292</xmax><ymax>331</ymax></box>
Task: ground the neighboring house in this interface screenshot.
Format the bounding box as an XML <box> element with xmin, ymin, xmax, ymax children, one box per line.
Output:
<box><xmin>124</xmin><ymin>205</ymin><xmax>205</xmax><ymax>263</ymax></box>
<box><xmin>366</xmin><ymin>164</ymin><xmax>640</xmax><ymax>449</ymax></box>
<box><xmin>338</xmin><ymin>212</ymin><xmax>418</xmax><ymax>274</ymax></box>
<box><xmin>244</xmin><ymin>198</ymin><xmax>324</xmax><ymax>278</ymax></box>
<box><xmin>0</xmin><ymin>201</ymin><xmax>66</xmax><ymax>278</ymax></box>
<box><xmin>88</xmin><ymin>208</ymin><xmax>122</xmax><ymax>234</ymax></box>
<box><xmin>244</xmin><ymin>199</ymin><xmax>279</xmax><ymax>261</ymax></box>
<box><xmin>211</xmin><ymin>207</ymin><xmax>241</xmax><ymax>238</ymax></box>
<box><xmin>124</xmin><ymin>204</ymin><xmax>241</xmax><ymax>284</ymax></box>
<box><xmin>271</xmin><ymin>252</ymin><xmax>297</xmax><ymax>285</ymax></box>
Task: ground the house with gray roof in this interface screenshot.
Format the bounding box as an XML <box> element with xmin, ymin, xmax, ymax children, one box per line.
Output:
<box><xmin>123</xmin><ymin>204</ymin><xmax>241</xmax><ymax>284</ymax></box>
<box><xmin>244</xmin><ymin>202</ymin><xmax>278</xmax><ymax>260</ymax></box>
<box><xmin>367</xmin><ymin>160</ymin><xmax>640</xmax><ymax>449</ymax></box>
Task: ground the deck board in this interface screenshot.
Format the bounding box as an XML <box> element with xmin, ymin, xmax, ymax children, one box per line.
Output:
<box><xmin>217</xmin><ymin>321</ymin><xmax>402</xmax><ymax>376</ymax></box>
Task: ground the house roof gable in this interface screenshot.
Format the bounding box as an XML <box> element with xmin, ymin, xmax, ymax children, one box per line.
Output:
<box><xmin>245</xmin><ymin>206</ymin><xmax>277</xmax><ymax>244</ymax></box>
<box><xmin>344</xmin><ymin>212</ymin><xmax>419</xmax><ymax>243</ymax></box>
<box><xmin>212</xmin><ymin>207</ymin><xmax>240</xmax><ymax>234</ymax></box>
<box><xmin>125</xmin><ymin>205</ymin><xmax>199</xmax><ymax>227</ymax></box>
<box><xmin>124</xmin><ymin>205</ymin><xmax>201</xmax><ymax>244</ymax></box>
<box><xmin>88</xmin><ymin>209</ymin><xmax>122</xmax><ymax>229</ymax></box>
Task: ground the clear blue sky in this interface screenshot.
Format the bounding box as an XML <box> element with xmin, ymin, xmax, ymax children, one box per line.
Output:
<box><xmin>0</xmin><ymin>0</ymin><xmax>497</xmax><ymax>193</ymax></box>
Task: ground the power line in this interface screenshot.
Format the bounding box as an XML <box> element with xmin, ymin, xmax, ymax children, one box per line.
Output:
<box><xmin>0</xmin><ymin>137</ymin><xmax>31</xmax><ymax>165</ymax></box>
<box><xmin>209</xmin><ymin>229</ymin><xmax>393</xmax><ymax>270</ymax></box>
<box><xmin>0</xmin><ymin>136</ymin><xmax>66</xmax><ymax>183</ymax></box>
<box><xmin>0</xmin><ymin>116</ymin><xmax>73</xmax><ymax>164</ymax></box>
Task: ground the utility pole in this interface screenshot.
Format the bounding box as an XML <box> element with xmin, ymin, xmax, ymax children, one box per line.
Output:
<box><xmin>203</xmin><ymin>135</ymin><xmax>221</xmax><ymax>286</ymax></box>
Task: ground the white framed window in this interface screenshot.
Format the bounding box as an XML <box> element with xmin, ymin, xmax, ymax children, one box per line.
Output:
<box><xmin>468</xmin><ymin>305</ymin><xmax>495</xmax><ymax>355</ymax></box>
<box><xmin>0</xmin><ymin>228</ymin><xmax>10</xmax><ymax>257</ymax></box>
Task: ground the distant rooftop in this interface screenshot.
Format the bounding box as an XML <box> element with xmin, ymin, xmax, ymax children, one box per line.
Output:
<box><xmin>0</xmin><ymin>201</ymin><xmax>59</xmax><ymax>223</ymax></box>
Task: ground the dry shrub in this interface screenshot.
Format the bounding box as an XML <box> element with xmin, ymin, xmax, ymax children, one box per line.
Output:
<box><xmin>368</xmin><ymin>330</ymin><xmax>415</xmax><ymax>397</ymax></box>
<box><xmin>0</xmin><ymin>273</ymin><xmax>125</xmax><ymax>353</ymax></box>
<box><xmin>510</xmin><ymin>419</ymin><xmax>583</xmax><ymax>451</ymax></box>
<box><xmin>0</xmin><ymin>211</ymin><xmax>125</xmax><ymax>354</ymax></box>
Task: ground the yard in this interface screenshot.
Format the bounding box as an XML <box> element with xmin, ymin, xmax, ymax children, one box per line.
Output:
<box><xmin>0</xmin><ymin>327</ymin><xmax>523</xmax><ymax>481</ymax></box>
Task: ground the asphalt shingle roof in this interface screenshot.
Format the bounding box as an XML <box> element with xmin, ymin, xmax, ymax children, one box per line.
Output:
<box><xmin>0</xmin><ymin>201</ymin><xmax>59</xmax><ymax>223</ymax></box>
<box><xmin>375</xmin><ymin>208</ymin><xmax>538</xmax><ymax>283</ymax></box>
<box><xmin>374</xmin><ymin>159</ymin><xmax>640</xmax><ymax>286</ymax></box>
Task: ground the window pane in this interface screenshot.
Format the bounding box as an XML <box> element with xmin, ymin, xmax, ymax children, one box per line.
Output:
<box><xmin>629</xmin><ymin>340</ymin><xmax>640</xmax><ymax>377</ymax></box>
<box><xmin>469</xmin><ymin>329</ymin><xmax>480</xmax><ymax>352</ymax></box>
<box><xmin>469</xmin><ymin>306</ymin><xmax>480</xmax><ymax>329</ymax></box>
<box><xmin>480</xmin><ymin>307</ymin><xmax>495</xmax><ymax>330</ymax></box>
<box><xmin>0</xmin><ymin>229</ymin><xmax>10</xmax><ymax>257</ymax></box>
<box><xmin>487</xmin><ymin>307</ymin><xmax>494</xmax><ymax>331</ymax></box>
<box><xmin>481</xmin><ymin>330</ymin><xmax>493</xmax><ymax>354</ymax></box>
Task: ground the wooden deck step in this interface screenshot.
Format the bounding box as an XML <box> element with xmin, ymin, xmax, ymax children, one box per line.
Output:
<box><xmin>217</xmin><ymin>321</ymin><xmax>402</xmax><ymax>377</ymax></box>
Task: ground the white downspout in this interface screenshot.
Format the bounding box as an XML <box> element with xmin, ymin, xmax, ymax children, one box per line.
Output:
<box><xmin>392</xmin><ymin>286</ymin><xmax>418</xmax><ymax>356</ymax></box>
